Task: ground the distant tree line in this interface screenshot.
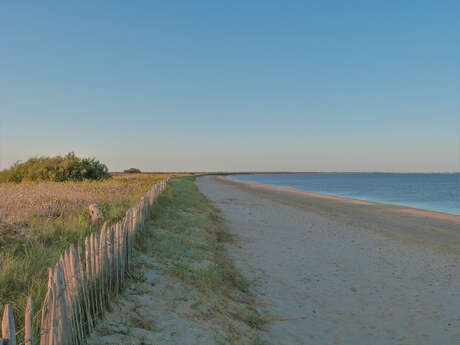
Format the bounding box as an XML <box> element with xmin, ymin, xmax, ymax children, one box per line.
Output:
<box><xmin>0</xmin><ymin>152</ymin><xmax>111</xmax><ymax>183</ymax></box>
<box><xmin>123</xmin><ymin>168</ymin><xmax>141</xmax><ymax>174</ymax></box>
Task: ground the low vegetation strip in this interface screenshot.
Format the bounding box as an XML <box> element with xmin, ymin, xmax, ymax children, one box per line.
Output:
<box><xmin>89</xmin><ymin>177</ymin><xmax>267</xmax><ymax>345</ymax></box>
<box><xmin>1</xmin><ymin>179</ymin><xmax>168</xmax><ymax>345</ymax></box>
<box><xmin>0</xmin><ymin>173</ymin><xmax>168</xmax><ymax>343</ymax></box>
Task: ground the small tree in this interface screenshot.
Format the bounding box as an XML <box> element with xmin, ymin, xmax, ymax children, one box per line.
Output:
<box><xmin>123</xmin><ymin>168</ymin><xmax>141</xmax><ymax>174</ymax></box>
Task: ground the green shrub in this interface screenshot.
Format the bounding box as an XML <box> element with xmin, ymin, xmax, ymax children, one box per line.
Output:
<box><xmin>0</xmin><ymin>152</ymin><xmax>111</xmax><ymax>183</ymax></box>
<box><xmin>123</xmin><ymin>168</ymin><xmax>141</xmax><ymax>174</ymax></box>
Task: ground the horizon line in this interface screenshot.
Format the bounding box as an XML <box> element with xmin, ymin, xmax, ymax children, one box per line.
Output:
<box><xmin>111</xmin><ymin>171</ymin><xmax>460</xmax><ymax>175</ymax></box>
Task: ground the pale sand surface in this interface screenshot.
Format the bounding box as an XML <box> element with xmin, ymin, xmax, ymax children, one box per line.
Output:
<box><xmin>87</xmin><ymin>252</ymin><xmax>218</xmax><ymax>345</ymax></box>
<box><xmin>196</xmin><ymin>176</ymin><xmax>460</xmax><ymax>345</ymax></box>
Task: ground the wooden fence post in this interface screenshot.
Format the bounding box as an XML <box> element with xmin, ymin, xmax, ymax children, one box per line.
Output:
<box><xmin>40</xmin><ymin>269</ymin><xmax>54</xmax><ymax>345</ymax></box>
<box><xmin>107</xmin><ymin>226</ymin><xmax>115</xmax><ymax>294</ymax></box>
<box><xmin>120</xmin><ymin>219</ymin><xmax>127</xmax><ymax>284</ymax></box>
<box><xmin>2</xmin><ymin>304</ymin><xmax>16</xmax><ymax>345</ymax></box>
<box><xmin>48</xmin><ymin>270</ymin><xmax>57</xmax><ymax>345</ymax></box>
<box><xmin>61</xmin><ymin>251</ymin><xmax>76</xmax><ymax>344</ymax></box>
<box><xmin>54</xmin><ymin>262</ymin><xmax>71</xmax><ymax>345</ymax></box>
<box><xmin>24</xmin><ymin>297</ymin><xmax>33</xmax><ymax>345</ymax></box>
<box><xmin>78</xmin><ymin>242</ymin><xmax>93</xmax><ymax>335</ymax></box>
<box><xmin>98</xmin><ymin>224</ymin><xmax>107</xmax><ymax>310</ymax></box>
<box><xmin>125</xmin><ymin>210</ymin><xmax>132</xmax><ymax>272</ymax></box>
<box><xmin>86</xmin><ymin>235</ymin><xmax>96</xmax><ymax>327</ymax></box>
<box><xmin>89</xmin><ymin>233</ymin><xmax>97</xmax><ymax>319</ymax></box>
<box><xmin>69</xmin><ymin>246</ymin><xmax>85</xmax><ymax>345</ymax></box>
<box><xmin>113</xmin><ymin>223</ymin><xmax>120</xmax><ymax>293</ymax></box>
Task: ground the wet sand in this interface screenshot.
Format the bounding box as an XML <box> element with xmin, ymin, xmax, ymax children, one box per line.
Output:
<box><xmin>196</xmin><ymin>176</ymin><xmax>460</xmax><ymax>345</ymax></box>
<box><xmin>217</xmin><ymin>176</ymin><xmax>460</xmax><ymax>255</ymax></box>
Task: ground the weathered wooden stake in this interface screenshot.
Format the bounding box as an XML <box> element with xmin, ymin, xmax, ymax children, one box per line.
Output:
<box><xmin>40</xmin><ymin>269</ymin><xmax>54</xmax><ymax>345</ymax></box>
<box><xmin>24</xmin><ymin>296</ymin><xmax>33</xmax><ymax>345</ymax></box>
<box><xmin>48</xmin><ymin>273</ymin><xmax>57</xmax><ymax>345</ymax></box>
<box><xmin>2</xmin><ymin>304</ymin><xmax>16</xmax><ymax>345</ymax></box>
<box><xmin>79</xmin><ymin>242</ymin><xmax>93</xmax><ymax>334</ymax></box>
<box><xmin>98</xmin><ymin>224</ymin><xmax>107</xmax><ymax>309</ymax></box>
<box><xmin>69</xmin><ymin>246</ymin><xmax>85</xmax><ymax>345</ymax></box>
<box><xmin>86</xmin><ymin>235</ymin><xmax>96</xmax><ymax>326</ymax></box>
<box><xmin>54</xmin><ymin>263</ymin><xmax>71</xmax><ymax>345</ymax></box>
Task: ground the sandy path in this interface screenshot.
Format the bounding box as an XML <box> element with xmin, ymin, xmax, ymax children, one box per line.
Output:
<box><xmin>196</xmin><ymin>176</ymin><xmax>460</xmax><ymax>345</ymax></box>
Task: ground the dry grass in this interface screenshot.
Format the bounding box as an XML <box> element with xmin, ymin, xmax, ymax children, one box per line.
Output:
<box><xmin>0</xmin><ymin>173</ymin><xmax>172</xmax><ymax>340</ymax></box>
<box><xmin>0</xmin><ymin>173</ymin><xmax>167</xmax><ymax>224</ymax></box>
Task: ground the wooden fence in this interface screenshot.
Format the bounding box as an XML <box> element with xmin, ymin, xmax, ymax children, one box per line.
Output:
<box><xmin>1</xmin><ymin>178</ymin><xmax>169</xmax><ymax>345</ymax></box>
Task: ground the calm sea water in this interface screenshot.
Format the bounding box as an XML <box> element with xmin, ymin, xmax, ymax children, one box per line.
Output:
<box><xmin>227</xmin><ymin>173</ymin><xmax>460</xmax><ymax>215</ymax></box>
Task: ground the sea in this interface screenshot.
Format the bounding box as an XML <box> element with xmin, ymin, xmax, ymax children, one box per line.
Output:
<box><xmin>227</xmin><ymin>173</ymin><xmax>460</xmax><ymax>215</ymax></box>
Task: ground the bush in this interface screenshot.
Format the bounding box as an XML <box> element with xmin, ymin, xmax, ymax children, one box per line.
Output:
<box><xmin>123</xmin><ymin>168</ymin><xmax>141</xmax><ymax>174</ymax></box>
<box><xmin>0</xmin><ymin>152</ymin><xmax>111</xmax><ymax>183</ymax></box>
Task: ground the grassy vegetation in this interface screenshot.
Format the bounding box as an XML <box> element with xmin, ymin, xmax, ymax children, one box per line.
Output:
<box><xmin>0</xmin><ymin>173</ymin><xmax>167</xmax><ymax>340</ymax></box>
<box><xmin>0</xmin><ymin>152</ymin><xmax>110</xmax><ymax>183</ymax></box>
<box><xmin>1</xmin><ymin>174</ymin><xmax>264</xmax><ymax>343</ymax></box>
<box><xmin>137</xmin><ymin>177</ymin><xmax>267</xmax><ymax>344</ymax></box>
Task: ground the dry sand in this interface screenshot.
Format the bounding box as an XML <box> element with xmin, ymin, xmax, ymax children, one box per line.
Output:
<box><xmin>87</xmin><ymin>252</ymin><xmax>218</xmax><ymax>345</ymax></box>
<box><xmin>196</xmin><ymin>176</ymin><xmax>460</xmax><ymax>345</ymax></box>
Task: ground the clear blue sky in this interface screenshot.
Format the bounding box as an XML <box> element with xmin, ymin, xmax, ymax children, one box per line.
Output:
<box><xmin>1</xmin><ymin>1</ymin><xmax>459</xmax><ymax>172</ymax></box>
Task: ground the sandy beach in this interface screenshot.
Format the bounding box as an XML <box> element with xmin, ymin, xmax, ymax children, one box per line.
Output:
<box><xmin>196</xmin><ymin>176</ymin><xmax>460</xmax><ymax>345</ymax></box>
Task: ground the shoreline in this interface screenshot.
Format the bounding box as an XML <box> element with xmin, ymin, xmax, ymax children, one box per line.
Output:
<box><xmin>214</xmin><ymin>176</ymin><xmax>460</xmax><ymax>256</ymax></box>
<box><xmin>196</xmin><ymin>175</ymin><xmax>460</xmax><ymax>344</ymax></box>
<box><xmin>220</xmin><ymin>176</ymin><xmax>460</xmax><ymax>224</ymax></box>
